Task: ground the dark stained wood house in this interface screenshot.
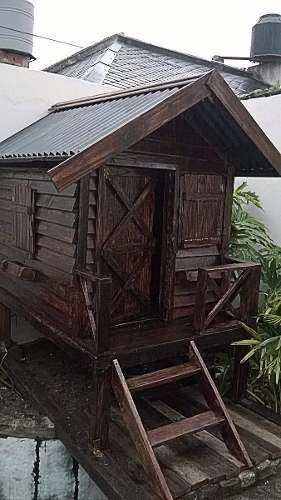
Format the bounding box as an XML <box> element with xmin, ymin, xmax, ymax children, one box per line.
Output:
<box><xmin>0</xmin><ymin>70</ymin><xmax>280</xmax><ymax>499</ymax></box>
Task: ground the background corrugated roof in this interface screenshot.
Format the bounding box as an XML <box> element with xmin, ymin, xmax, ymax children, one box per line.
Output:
<box><xmin>0</xmin><ymin>85</ymin><xmax>181</xmax><ymax>159</ymax></box>
<box><xmin>45</xmin><ymin>35</ymin><xmax>267</xmax><ymax>97</ymax></box>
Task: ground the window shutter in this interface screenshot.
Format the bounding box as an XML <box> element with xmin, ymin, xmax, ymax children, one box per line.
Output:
<box><xmin>12</xmin><ymin>184</ymin><xmax>35</xmax><ymax>255</ymax></box>
<box><xmin>178</xmin><ymin>174</ymin><xmax>226</xmax><ymax>248</ymax></box>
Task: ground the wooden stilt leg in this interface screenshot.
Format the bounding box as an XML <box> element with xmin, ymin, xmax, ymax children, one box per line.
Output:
<box><xmin>231</xmin><ymin>345</ymin><xmax>249</xmax><ymax>403</ymax></box>
<box><xmin>0</xmin><ymin>303</ymin><xmax>11</xmax><ymax>348</ymax></box>
<box><xmin>91</xmin><ymin>366</ymin><xmax>112</xmax><ymax>452</ymax></box>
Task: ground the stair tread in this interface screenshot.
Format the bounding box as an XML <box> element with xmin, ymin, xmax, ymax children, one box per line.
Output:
<box><xmin>148</xmin><ymin>410</ymin><xmax>225</xmax><ymax>448</ymax></box>
<box><xmin>127</xmin><ymin>361</ymin><xmax>201</xmax><ymax>392</ymax></box>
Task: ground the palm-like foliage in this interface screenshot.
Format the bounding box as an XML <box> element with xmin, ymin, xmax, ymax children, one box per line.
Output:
<box><xmin>234</xmin><ymin>311</ymin><xmax>281</xmax><ymax>413</ymax></box>
<box><xmin>262</xmin><ymin>246</ymin><xmax>281</xmax><ymax>292</ymax></box>
<box><xmin>230</xmin><ymin>182</ymin><xmax>273</xmax><ymax>265</ymax></box>
<box><xmin>230</xmin><ymin>183</ymin><xmax>281</xmax><ymax>413</ymax></box>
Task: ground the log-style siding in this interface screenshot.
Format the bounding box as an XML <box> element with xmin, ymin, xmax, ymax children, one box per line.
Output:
<box><xmin>0</xmin><ymin>169</ymin><xmax>78</xmax><ymax>280</ymax></box>
<box><xmin>0</xmin><ymin>168</ymin><xmax>83</xmax><ymax>339</ymax></box>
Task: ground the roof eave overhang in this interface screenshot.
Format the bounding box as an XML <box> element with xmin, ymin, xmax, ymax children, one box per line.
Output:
<box><xmin>48</xmin><ymin>71</ymin><xmax>213</xmax><ymax>191</ymax></box>
<box><xmin>47</xmin><ymin>70</ymin><xmax>281</xmax><ymax>192</ymax></box>
<box><xmin>205</xmin><ymin>71</ymin><xmax>281</xmax><ymax>177</ymax></box>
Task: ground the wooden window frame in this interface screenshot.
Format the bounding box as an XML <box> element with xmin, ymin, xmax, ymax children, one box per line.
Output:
<box><xmin>178</xmin><ymin>173</ymin><xmax>226</xmax><ymax>250</ymax></box>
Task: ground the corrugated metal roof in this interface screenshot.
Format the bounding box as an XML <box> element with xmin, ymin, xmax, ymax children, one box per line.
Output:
<box><xmin>45</xmin><ymin>35</ymin><xmax>267</xmax><ymax>97</ymax></box>
<box><xmin>0</xmin><ymin>83</ymin><xmax>183</xmax><ymax>159</ymax></box>
<box><xmin>0</xmin><ymin>71</ymin><xmax>280</xmax><ymax>186</ymax></box>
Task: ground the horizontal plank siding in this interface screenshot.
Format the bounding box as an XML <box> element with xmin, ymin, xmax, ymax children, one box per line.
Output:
<box><xmin>0</xmin><ymin>209</ymin><xmax>13</xmax><ymax>224</ymax></box>
<box><xmin>36</xmin><ymin>207</ymin><xmax>77</xmax><ymax>227</ymax></box>
<box><xmin>36</xmin><ymin>194</ymin><xmax>77</xmax><ymax>212</ymax></box>
<box><xmin>0</xmin><ymin>199</ymin><xmax>14</xmax><ymax>211</ymax></box>
<box><xmin>0</xmin><ymin>170</ymin><xmax>86</xmax><ymax>339</ymax></box>
<box><xmin>36</xmin><ymin>247</ymin><xmax>76</xmax><ymax>274</ymax></box>
<box><xmin>87</xmin><ymin>220</ymin><xmax>96</xmax><ymax>235</ymax></box>
<box><xmin>0</xmin><ymin>169</ymin><xmax>78</xmax><ymax>279</ymax></box>
<box><xmin>36</xmin><ymin>235</ymin><xmax>76</xmax><ymax>258</ymax></box>
<box><xmin>0</xmin><ymin>232</ymin><xmax>14</xmax><ymax>246</ymax></box>
<box><xmin>0</xmin><ymin>187</ymin><xmax>12</xmax><ymax>200</ymax></box>
<box><xmin>36</xmin><ymin>221</ymin><xmax>76</xmax><ymax>244</ymax></box>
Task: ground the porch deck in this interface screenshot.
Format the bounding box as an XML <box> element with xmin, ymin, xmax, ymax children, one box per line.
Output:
<box><xmin>5</xmin><ymin>339</ymin><xmax>281</xmax><ymax>500</ymax></box>
<box><xmin>108</xmin><ymin>316</ymin><xmax>244</xmax><ymax>367</ymax></box>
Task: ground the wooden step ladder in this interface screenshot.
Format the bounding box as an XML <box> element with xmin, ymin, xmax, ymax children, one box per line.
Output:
<box><xmin>112</xmin><ymin>340</ymin><xmax>252</xmax><ymax>500</ymax></box>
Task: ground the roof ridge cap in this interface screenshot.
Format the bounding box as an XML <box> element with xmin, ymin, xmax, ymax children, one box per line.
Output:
<box><xmin>50</xmin><ymin>72</ymin><xmax>210</xmax><ymax>111</ymax></box>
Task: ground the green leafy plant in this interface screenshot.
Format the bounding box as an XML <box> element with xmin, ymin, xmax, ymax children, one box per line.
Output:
<box><xmin>233</xmin><ymin>310</ymin><xmax>281</xmax><ymax>413</ymax></box>
<box><xmin>262</xmin><ymin>246</ymin><xmax>281</xmax><ymax>292</ymax></box>
<box><xmin>230</xmin><ymin>182</ymin><xmax>273</xmax><ymax>265</ymax></box>
<box><xmin>229</xmin><ymin>183</ymin><xmax>281</xmax><ymax>413</ymax></box>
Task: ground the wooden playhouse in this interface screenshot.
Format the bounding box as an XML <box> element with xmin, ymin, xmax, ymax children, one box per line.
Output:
<box><xmin>0</xmin><ymin>70</ymin><xmax>280</xmax><ymax>499</ymax></box>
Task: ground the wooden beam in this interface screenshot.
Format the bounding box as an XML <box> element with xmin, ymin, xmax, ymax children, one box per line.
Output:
<box><xmin>48</xmin><ymin>73</ymin><xmax>212</xmax><ymax>191</ymax></box>
<box><xmin>91</xmin><ymin>366</ymin><xmax>113</xmax><ymax>451</ymax></box>
<box><xmin>204</xmin><ymin>269</ymin><xmax>251</xmax><ymax>329</ymax></box>
<box><xmin>222</xmin><ymin>165</ymin><xmax>235</xmax><ymax>255</ymax></box>
<box><xmin>95</xmin><ymin>276</ymin><xmax>112</xmax><ymax>354</ymax></box>
<box><xmin>193</xmin><ymin>269</ymin><xmax>208</xmax><ymax>332</ymax></box>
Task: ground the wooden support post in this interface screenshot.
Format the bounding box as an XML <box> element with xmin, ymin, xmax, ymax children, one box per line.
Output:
<box><xmin>232</xmin><ymin>345</ymin><xmax>249</xmax><ymax>403</ymax></box>
<box><xmin>232</xmin><ymin>265</ymin><xmax>261</xmax><ymax>402</ymax></box>
<box><xmin>193</xmin><ymin>268</ymin><xmax>208</xmax><ymax>333</ymax></box>
<box><xmin>0</xmin><ymin>303</ymin><xmax>11</xmax><ymax>348</ymax></box>
<box><xmin>95</xmin><ymin>276</ymin><xmax>112</xmax><ymax>354</ymax></box>
<box><xmin>240</xmin><ymin>265</ymin><xmax>261</xmax><ymax>322</ymax></box>
<box><xmin>221</xmin><ymin>165</ymin><xmax>235</xmax><ymax>256</ymax></box>
<box><xmin>90</xmin><ymin>275</ymin><xmax>113</xmax><ymax>451</ymax></box>
<box><xmin>91</xmin><ymin>365</ymin><xmax>113</xmax><ymax>452</ymax></box>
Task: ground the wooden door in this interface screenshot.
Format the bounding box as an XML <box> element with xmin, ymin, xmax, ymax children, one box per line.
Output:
<box><xmin>97</xmin><ymin>167</ymin><xmax>163</xmax><ymax>323</ymax></box>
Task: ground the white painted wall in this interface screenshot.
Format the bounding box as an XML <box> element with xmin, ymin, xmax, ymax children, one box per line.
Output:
<box><xmin>240</xmin><ymin>94</ymin><xmax>281</xmax><ymax>245</ymax></box>
<box><xmin>0</xmin><ymin>437</ymin><xmax>107</xmax><ymax>499</ymax></box>
<box><xmin>0</xmin><ymin>63</ymin><xmax>114</xmax><ymax>142</ymax></box>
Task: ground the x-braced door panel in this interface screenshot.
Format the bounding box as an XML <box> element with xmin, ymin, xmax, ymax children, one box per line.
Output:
<box><xmin>97</xmin><ymin>167</ymin><xmax>161</xmax><ymax>323</ymax></box>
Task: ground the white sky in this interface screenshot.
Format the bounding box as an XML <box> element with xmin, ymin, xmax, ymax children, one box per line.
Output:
<box><xmin>31</xmin><ymin>0</ymin><xmax>281</xmax><ymax>70</ymax></box>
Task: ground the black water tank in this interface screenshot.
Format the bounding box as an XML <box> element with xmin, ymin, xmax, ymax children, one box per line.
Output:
<box><xmin>250</xmin><ymin>13</ymin><xmax>281</xmax><ymax>61</ymax></box>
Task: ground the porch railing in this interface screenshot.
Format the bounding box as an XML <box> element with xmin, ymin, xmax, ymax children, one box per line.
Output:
<box><xmin>193</xmin><ymin>257</ymin><xmax>261</xmax><ymax>333</ymax></box>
